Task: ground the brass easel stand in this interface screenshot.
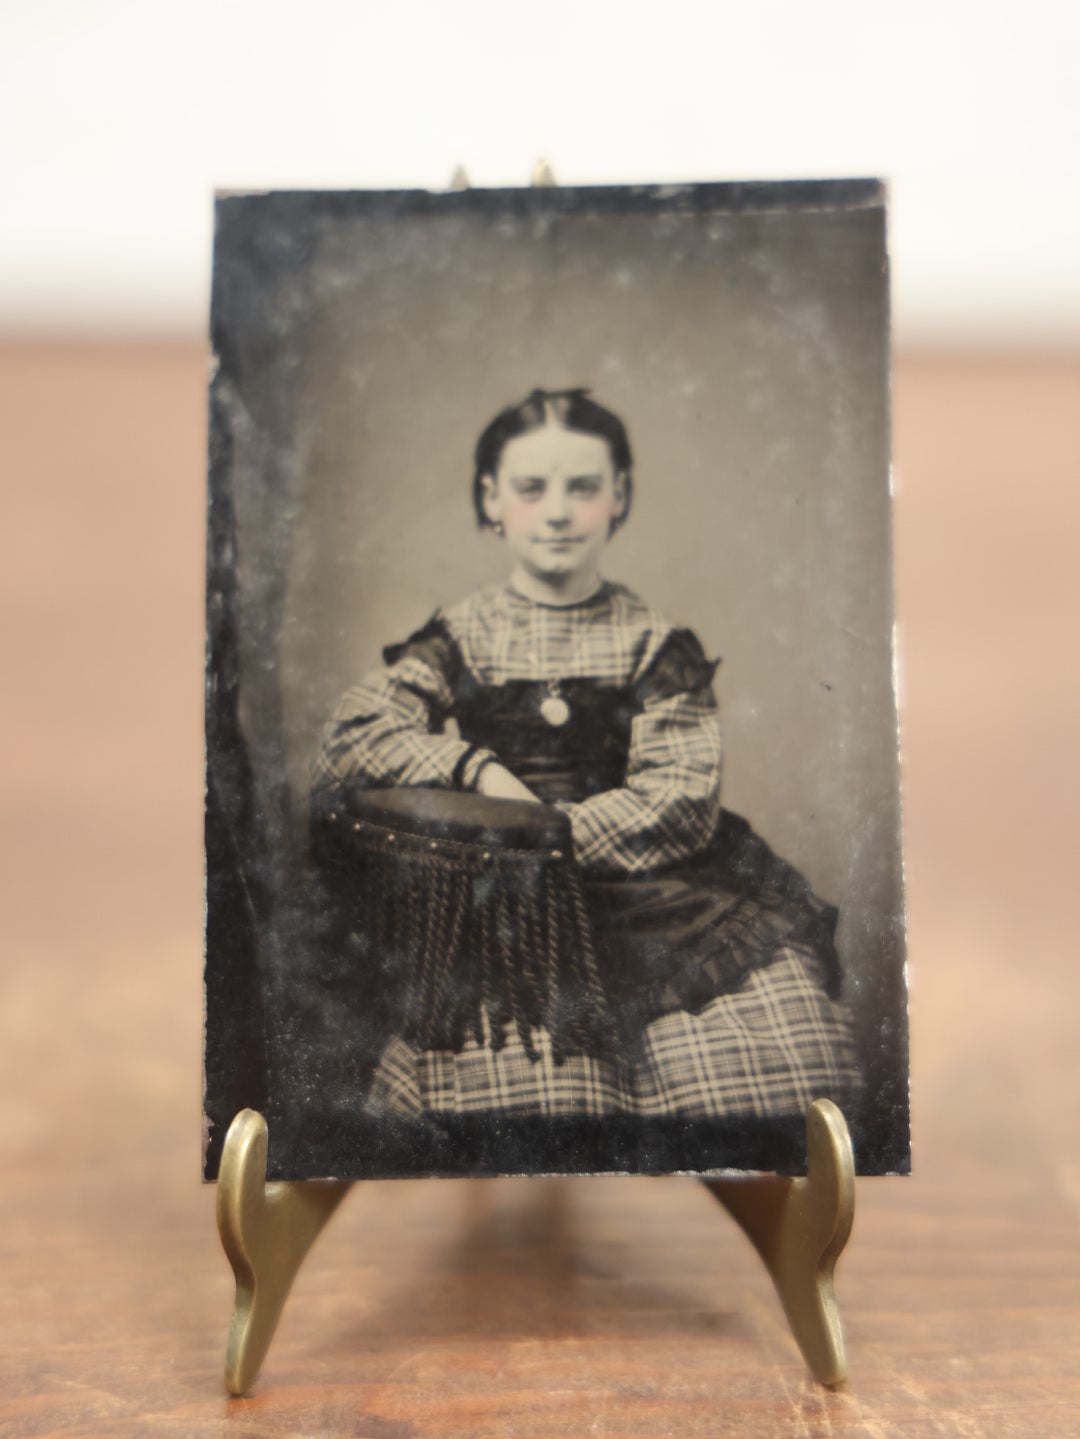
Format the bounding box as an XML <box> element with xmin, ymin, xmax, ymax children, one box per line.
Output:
<box><xmin>216</xmin><ymin>1110</ymin><xmax>350</xmax><ymax>1395</ymax></box>
<box><xmin>216</xmin><ymin>1098</ymin><xmax>855</xmax><ymax>1395</ymax></box>
<box><xmin>703</xmin><ymin>1098</ymin><xmax>854</xmax><ymax>1385</ymax></box>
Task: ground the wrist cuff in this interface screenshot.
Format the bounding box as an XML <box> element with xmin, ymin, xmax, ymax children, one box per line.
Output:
<box><xmin>456</xmin><ymin>746</ymin><xmax>498</xmax><ymax>791</ymax></box>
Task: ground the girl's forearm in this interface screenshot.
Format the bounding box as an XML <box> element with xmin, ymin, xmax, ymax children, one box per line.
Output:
<box><xmin>556</xmin><ymin>777</ymin><xmax>720</xmax><ymax>875</ymax></box>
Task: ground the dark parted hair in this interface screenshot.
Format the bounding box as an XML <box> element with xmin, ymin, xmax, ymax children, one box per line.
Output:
<box><xmin>472</xmin><ymin>388</ymin><xmax>634</xmax><ymax>531</ymax></box>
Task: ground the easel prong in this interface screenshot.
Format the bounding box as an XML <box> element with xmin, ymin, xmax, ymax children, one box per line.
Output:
<box><xmin>703</xmin><ymin>1098</ymin><xmax>855</xmax><ymax>1385</ymax></box>
<box><xmin>216</xmin><ymin>1100</ymin><xmax>856</xmax><ymax>1393</ymax></box>
<box><xmin>216</xmin><ymin>1109</ymin><xmax>351</xmax><ymax>1395</ymax></box>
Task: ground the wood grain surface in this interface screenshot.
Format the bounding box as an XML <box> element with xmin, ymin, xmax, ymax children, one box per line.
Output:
<box><xmin>1</xmin><ymin>344</ymin><xmax>1079</xmax><ymax>1437</ymax></box>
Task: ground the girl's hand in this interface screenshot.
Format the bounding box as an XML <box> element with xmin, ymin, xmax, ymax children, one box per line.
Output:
<box><xmin>476</xmin><ymin>763</ymin><xmax>540</xmax><ymax>804</ymax></box>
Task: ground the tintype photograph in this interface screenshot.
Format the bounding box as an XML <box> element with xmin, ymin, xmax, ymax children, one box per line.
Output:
<box><xmin>204</xmin><ymin>180</ymin><xmax>908</xmax><ymax>1182</ymax></box>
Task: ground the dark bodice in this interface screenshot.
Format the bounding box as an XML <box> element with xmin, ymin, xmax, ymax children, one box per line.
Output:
<box><xmin>452</xmin><ymin>672</ymin><xmax>638</xmax><ymax>804</ymax></box>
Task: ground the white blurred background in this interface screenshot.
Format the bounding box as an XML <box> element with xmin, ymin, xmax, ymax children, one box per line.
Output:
<box><xmin>1</xmin><ymin>0</ymin><xmax>1078</xmax><ymax>347</ymax></box>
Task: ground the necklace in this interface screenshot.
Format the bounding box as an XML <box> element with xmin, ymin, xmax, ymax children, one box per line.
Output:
<box><xmin>526</xmin><ymin>600</ymin><xmax>597</xmax><ymax>728</ymax></box>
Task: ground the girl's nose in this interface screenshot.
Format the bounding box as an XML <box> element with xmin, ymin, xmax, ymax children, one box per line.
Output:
<box><xmin>542</xmin><ymin>485</ymin><xmax>571</xmax><ymax>524</ymax></box>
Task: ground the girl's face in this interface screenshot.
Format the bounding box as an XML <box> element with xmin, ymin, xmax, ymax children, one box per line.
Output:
<box><xmin>481</xmin><ymin>422</ymin><xmax>626</xmax><ymax>594</ymax></box>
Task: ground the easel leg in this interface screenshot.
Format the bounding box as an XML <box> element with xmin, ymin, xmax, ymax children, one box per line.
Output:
<box><xmin>216</xmin><ymin>1109</ymin><xmax>351</xmax><ymax>1395</ymax></box>
<box><xmin>703</xmin><ymin>1098</ymin><xmax>855</xmax><ymax>1386</ymax></box>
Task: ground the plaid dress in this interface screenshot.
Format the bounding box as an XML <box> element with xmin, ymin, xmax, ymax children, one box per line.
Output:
<box><xmin>313</xmin><ymin>582</ymin><xmax>860</xmax><ymax>1121</ymax></box>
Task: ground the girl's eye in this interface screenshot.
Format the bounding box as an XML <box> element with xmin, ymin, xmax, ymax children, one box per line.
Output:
<box><xmin>514</xmin><ymin>480</ymin><xmax>546</xmax><ymax>499</ymax></box>
<box><xmin>569</xmin><ymin>478</ymin><xmax>601</xmax><ymax>497</ymax></box>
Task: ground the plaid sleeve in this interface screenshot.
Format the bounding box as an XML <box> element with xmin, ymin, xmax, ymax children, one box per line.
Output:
<box><xmin>556</xmin><ymin>629</ymin><xmax>722</xmax><ymax>875</ymax></box>
<box><xmin>311</xmin><ymin>619</ymin><xmax>497</xmax><ymax>795</ymax></box>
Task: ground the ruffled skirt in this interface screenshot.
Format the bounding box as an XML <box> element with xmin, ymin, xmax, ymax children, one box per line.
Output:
<box><xmin>367</xmin><ymin>941</ymin><xmax>860</xmax><ymax>1122</ymax></box>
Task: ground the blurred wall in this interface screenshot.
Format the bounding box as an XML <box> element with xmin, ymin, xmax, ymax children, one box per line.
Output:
<box><xmin>1</xmin><ymin>1</ymin><xmax>1078</xmax><ymax>348</ymax></box>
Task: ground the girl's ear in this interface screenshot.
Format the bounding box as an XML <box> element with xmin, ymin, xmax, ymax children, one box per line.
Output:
<box><xmin>480</xmin><ymin>473</ymin><xmax>503</xmax><ymax>526</ymax></box>
<box><xmin>612</xmin><ymin>472</ymin><xmax>628</xmax><ymax>522</ymax></box>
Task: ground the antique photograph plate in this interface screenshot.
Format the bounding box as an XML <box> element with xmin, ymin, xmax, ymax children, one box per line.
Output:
<box><xmin>204</xmin><ymin>180</ymin><xmax>908</xmax><ymax>1182</ymax></box>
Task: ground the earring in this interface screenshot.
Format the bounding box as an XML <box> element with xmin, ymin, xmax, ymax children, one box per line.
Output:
<box><xmin>492</xmin><ymin>521</ymin><xmax>504</xmax><ymax>537</ymax></box>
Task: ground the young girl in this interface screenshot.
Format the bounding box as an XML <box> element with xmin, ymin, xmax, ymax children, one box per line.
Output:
<box><xmin>312</xmin><ymin>388</ymin><xmax>860</xmax><ymax>1123</ymax></box>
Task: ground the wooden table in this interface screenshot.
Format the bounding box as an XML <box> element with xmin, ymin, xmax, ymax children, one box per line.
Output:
<box><xmin>2</xmin><ymin>345</ymin><xmax>1078</xmax><ymax>1436</ymax></box>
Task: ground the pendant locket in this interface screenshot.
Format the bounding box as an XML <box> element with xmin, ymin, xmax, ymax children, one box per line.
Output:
<box><xmin>540</xmin><ymin>685</ymin><xmax>571</xmax><ymax>727</ymax></box>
